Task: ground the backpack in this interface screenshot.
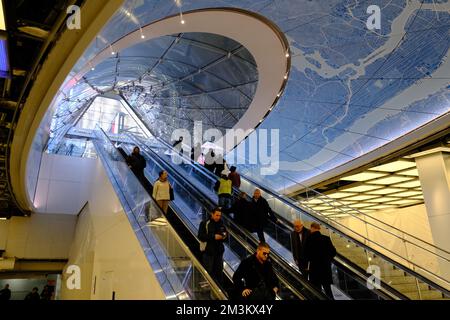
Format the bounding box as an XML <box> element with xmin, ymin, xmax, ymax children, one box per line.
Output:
<box><xmin>198</xmin><ymin>220</ymin><xmax>210</xmax><ymax>252</ymax></box>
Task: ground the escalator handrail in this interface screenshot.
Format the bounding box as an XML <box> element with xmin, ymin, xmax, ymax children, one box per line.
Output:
<box><xmin>153</xmin><ymin>134</ymin><xmax>450</xmax><ymax>256</ymax></box>
<box><xmin>130</xmin><ymin>134</ymin><xmax>411</xmax><ymax>300</ymax></box>
<box><xmin>120</xmin><ymin>141</ymin><xmax>314</xmax><ymax>300</ymax></box>
<box><xmin>124</xmin><ymin>134</ymin><xmax>349</xmax><ymax>300</ymax></box>
<box><xmin>94</xmin><ymin>127</ymin><xmax>227</xmax><ymax>300</ymax></box>
<box><xmin>144</xmin><ymin>134</ymin><xmax>450</xmax><ymax>296</ymax></box>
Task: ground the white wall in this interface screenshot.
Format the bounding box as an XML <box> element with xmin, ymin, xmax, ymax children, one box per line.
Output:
<box><xmin>336</xmin><ymin>204</ymin><xmax>440</xmax><ymax>274</ymax></box>
<box><xmin>34</xmin><ymin>153</ymin><xmax>96</xmax><ymax>214</ymax></box>
<box><xmin>60</xmin><ymin>158</ymin><xmax>166</xmax><ymax>300</ymax></box>
<box><xmin>2</xmin><ymin>214</ymin><xmax>76</xmax><ymax>259</ymax></box>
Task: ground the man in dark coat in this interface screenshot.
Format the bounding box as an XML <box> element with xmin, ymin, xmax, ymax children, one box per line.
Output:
<box><xmin>290</xmin><ymin>219</ymin><xmax>311</xmax><ymax>276</ymax></box>
<box><xmin>304</xmin><ymin>222</ymin><xmax>336</xmax><ymax>299</ymax></box>
<box><xmin>232</xmin><ymin>242</ymin><xmax>279</xmax><ymax>300</ymax></box>
<box><xmin>198</xmin><ymin>207</ymin><xmax>227</xmax><ymax>285</ymax></box>
<box><xmin>226</xmin><ymin>192</ymin><xmax>251</xmax><ymax>229</ymax></box>
<box><xmin>127</xmin><ymin>146</ymin><xmax>152</xmax><ymax>194</ymax></box>
<box><xmin>0</xmin><ymin>284</ymin><xmax>11</xmax><ymax>300</ymax></box>
<box><xmin>250</xmin><ymin>189</ymin><xmax>278</xmax><ymax>243</ymax></box>
<box><xmin>24</xmin><ymin>287</ymin><xmax>40</xmax><ymax>300</ymax></box>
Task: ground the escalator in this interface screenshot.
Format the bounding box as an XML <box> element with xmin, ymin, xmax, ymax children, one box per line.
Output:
<box><xmin>92</xmin><ymin>128</ymin><xmax>227</xmax><ymax>300</ymax></box>
<box><xmin>129</xmin><ymin>132</ymin><xmax>450</xmax><ymax>300</ymax></box>
<box><xmin>96</xmin><ymin>128</ymin><xmax>327</xmax><ymax>300</ymax></box>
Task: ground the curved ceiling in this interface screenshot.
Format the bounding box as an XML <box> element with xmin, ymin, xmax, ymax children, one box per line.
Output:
<box><xmin>39</xmin><ymin>1</ymin><xmax>450</xmax><ymax>195</ymax></box>
<box><xmin>48</xmin><ymin>32</ymin><xmax>258</xmax><ymax>150</ymax></box>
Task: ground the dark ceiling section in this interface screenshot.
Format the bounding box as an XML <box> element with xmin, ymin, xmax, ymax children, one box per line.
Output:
<box><xmin>0</xmin><ymin>0</ymin><xmax>71</xmax><ymax>218</ymax></box>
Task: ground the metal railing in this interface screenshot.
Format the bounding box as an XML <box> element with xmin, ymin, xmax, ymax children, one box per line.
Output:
<box><xmin>93</xmin><ymin>127</ymin><xmax>227</xmax><ymax>300</ymax></box>
<box><xmin>142</xmin><ymin>134</ymin><xmax>450</xmax><ymax>298</ymax></box>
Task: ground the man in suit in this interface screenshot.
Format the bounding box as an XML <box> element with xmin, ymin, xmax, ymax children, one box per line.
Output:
<box><xmin>250</xmin><ymin>189</ymin><xmax>278</xmax><ymax>243</ymax></box>
<box><xmin>290</xmin><ymin>219</ymin><xmax>310</xmax><ymax>276</ymax></box>
<box><xmin>304</xmin><ymin>222</ymin><xmax>337</xmax><ymax>299</ymax></box>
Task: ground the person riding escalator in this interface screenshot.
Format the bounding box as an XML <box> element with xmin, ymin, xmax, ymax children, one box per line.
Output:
<box><xmin>127</xmin><ymin>146</ymin><xmax>152</xmax><ymax>194</ymax></box>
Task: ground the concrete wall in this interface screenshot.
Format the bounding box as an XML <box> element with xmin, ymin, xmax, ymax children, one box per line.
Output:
<box><xmin>33</xmin><ymin>153</ymin><xmax>96</xmax><ymax>214</ymax></box>
<box><xmin>60</xmin><ymin>158</ymin><xmax>166</xmax><ymax>300</ymax></box>
<box><xmin>1</xmin><ymin>213</ymin><xmax>76</xmax><ymax>259</ymax></box>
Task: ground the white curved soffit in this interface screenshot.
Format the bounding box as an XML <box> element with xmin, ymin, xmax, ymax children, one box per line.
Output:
<box><xmin>63</xmin><ymin>9</ymin><xmax>289</xmax><ymax>153</ymax></box>
<box><xmin>19</xmin><ymin>9</ymin><xmax>289</xmax><ymax>209</ymax></box>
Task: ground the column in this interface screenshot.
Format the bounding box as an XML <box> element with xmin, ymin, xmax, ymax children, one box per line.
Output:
<box><xmin>414</xmin><ymin>148</ymin><xmax>450</xmax><ymax>286</ymax></box>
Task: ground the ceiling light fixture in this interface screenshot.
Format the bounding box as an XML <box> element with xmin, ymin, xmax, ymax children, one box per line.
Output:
<box><xmin>139</xmin><ymin>27</ymin><xmax>145</xmax><ymax>39</ymax></box>
<box><xmin>180</xmin><ymin>12</ymin><xmax>185</xmax><ymax>24</ymax></box>
<box><xmin>109</xmin><ymin>44</ymin><xmax>115</xmax><ymax>55</ymax></box>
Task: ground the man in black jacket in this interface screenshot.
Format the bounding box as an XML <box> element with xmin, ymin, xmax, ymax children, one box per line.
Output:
<box><xmin>233</xmin><ymin>242</ymin><xmax>279</xmax><ymax>300</ymax></box>
<box><xmin>226</xmin><ymin>192</ymin><xmax>251</xmax><ymax>230</ymax></box>
<box><xmin>24</xmin><ymin>287</ymin><xmax>40</xmax><ymax>301</ymax></box>
<box><xmin>290</xmin><ymin>219</ymin><xmax>310</xmax><ymax>276</ymax></box>
<box><xmin>304</xmin><ymin>222</ymin><xmax>336</xmax><ymax>299</ymax></box>
<box><xmin>250</xmin><ymin>189</ymin><xmax>278</xmax><ymax>243</ymax></box>
<box><xmin>127</xmin><ymin>146</ymin><xmax>152</xmax><ymax>194</ymax></box>
<box><xmin>198</xmin><ymin>208</ymin><xmax>227</xmax><ymax>285</ymax></box>
<box><xmin>0</xmin><ymin>284</ymin><xmax>11</xmax><ymax>300</ymax></box>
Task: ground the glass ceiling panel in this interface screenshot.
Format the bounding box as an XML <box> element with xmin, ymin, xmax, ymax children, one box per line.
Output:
<box><xmin>47</xmin><ymin>0</ymin><xmax>450</xmax><ymax>192</ymax></box>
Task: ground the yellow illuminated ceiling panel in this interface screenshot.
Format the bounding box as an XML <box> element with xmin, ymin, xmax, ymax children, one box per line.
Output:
<box><xmin>364</xmin><ymin>205</ymin><xmax>396</xmax><ymax>210</ymax></box>
<box><xmin>326</xmin><ymin>192</ymin><xmax>356</xmax><ymax>199</ymax></box>
<box><xmin>340</xmin><ymin>171</ymin><xmax>387</xmax><ymax>181</ymax></box>
<box><xmin>367</xmin><ymin>187</ymin><xmax>405</xmax><ymax>195</ymax></box>
<box><xmin>305</xmin><ymin>157</ymin><xmax>425</xmax><ymax>217</ymax></box>
<box><xmin>385</xmin><ymin>199</ymin><xmax>421</xmax><ymax>205</ymax></box>
<box><xmin>348</xmin><ymin>203</ymin><xmax>374</xmax><ymax>208</ymax></box>
<box><xmin>369</xmin><ymin>176</ymin><xmax>414</xmax><ymax>185</ymax></box>
<box><xmin>370</xmin><ymin>160</ymin><xmax>416</xmax><ymax>172</ymax></box>
<box><xmin>390</xmin><ymin>191</ymin><xmax>422</xmax><ymax>197</ymax></box>
<box><xmin>400</xmin><ymin>168</ymin><xmax>419</xmax><ymax>176</ymax></box>
<box><xmin>393</xmin><ymin>180</ymin><xmax>422</xmax><ymax>188</ymax></box>
<box><xmin>365</xmin><ymin>197</ymin><xmax>398</xmax><ymax>203</ymax></box>
<box><xmin>345</xmin><ymin>194</ymin><xmax>379</xmax><ymax>201</ymax></box>
<box><xmin>342</xmin><ymin>185</ymin><xmax>383</xmax><ymax>192</ymax></box>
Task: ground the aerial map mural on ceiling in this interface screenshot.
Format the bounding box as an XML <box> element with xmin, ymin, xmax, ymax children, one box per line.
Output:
<box><xmin>52</xmin><ymin>0</ymin><xmax>450</xmax><ymax>193</ymax></box>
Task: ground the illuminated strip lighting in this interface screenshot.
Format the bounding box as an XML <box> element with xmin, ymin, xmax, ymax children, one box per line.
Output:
<box><xmin>0</xmin><ymin>0</ymin><xmax>6</xmax><ymax>31</ymax></box>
